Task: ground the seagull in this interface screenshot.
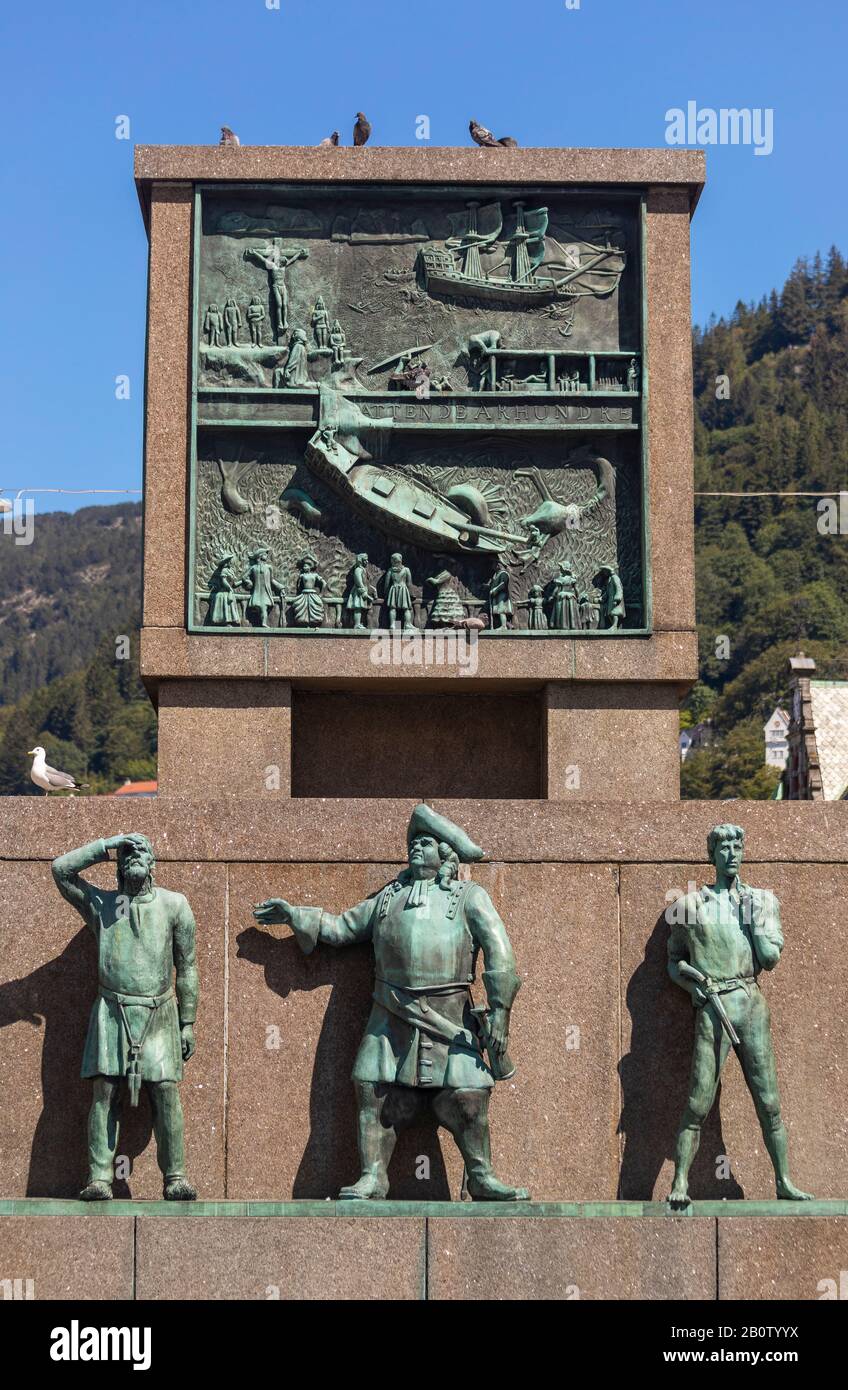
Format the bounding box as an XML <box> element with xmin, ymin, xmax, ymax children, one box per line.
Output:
<box><xmin>27</xmin><ymin>746</ymin><xmax>86</xmax><ymax>795</ymax></box>
<box><xmin>319</xmin><ymin>131</ymin><xmax>340</xmax><ymax>147</ymax></box>
<box><xmin>353</xmin><ymin>112</ymin><xmax>371</xmax><ymax>147</ymax></box>
<box><xmin>469</xmin><ymin>119</ymin><xmax>518</xmax><ymax>148</ymax></box>
<box><xmin>220</xmin><ymin>126</ymin><xmax>240</xmax><ymax>146</ymax></box>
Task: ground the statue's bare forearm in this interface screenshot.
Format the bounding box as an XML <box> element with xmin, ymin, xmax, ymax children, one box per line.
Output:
<box><xmin>51</xmin><ymin>839</ymin><xmax>108</xmax><ymax>918</ymax></box>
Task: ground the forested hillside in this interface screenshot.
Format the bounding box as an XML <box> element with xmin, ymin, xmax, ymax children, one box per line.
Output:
<box><xmin>682</xmin><ymin>247</ymin><xmax>848</xmax><ymax>797</ymax></box>
<box><xmin>0</xmin><ymin>504</ymin><xmax>142</xmax><ymax>701</ymax></box>
<box><xmin>0</xmin><ymin>252</ymin><xmax>845</xmax><ymax>799</ymax></box>
<box><xmin>0</xmin><ymin>634</ymin><xmax>156</xmax><ymax>795</ymax></box>
<box><xmin>0</xmin><ymin>503</ymin><xmax>153</xmax><ymax>794</ymax></box>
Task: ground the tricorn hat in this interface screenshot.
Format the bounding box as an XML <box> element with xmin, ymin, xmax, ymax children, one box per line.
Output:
<box><xmin>406</xmin><ymin>803</ymin><xmax>484</xmax><ymax>862</ymax></box>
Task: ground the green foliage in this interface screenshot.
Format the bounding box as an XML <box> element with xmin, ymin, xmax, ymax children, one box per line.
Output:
<box><xmin>0</xmin><ymin>502</ymin><xmax>152</xmax><ymax>796</ymax></box>
<box><xmin>2</xmin><ymin>255</ymin><xmax>846</xmax><ymax>804</ymax></box>
<box><xmin>0</xmin><ymin>503</ymin><xmax>142</xmax><ymax>703</ymax></box>
<box><xmin>681</xmin><ymin>720</ymin><xmax>782</xmax><ymax>800</ymax></box>
<box><xmin>687</xmin><ymin>245</ymin><xmax>848</xmax><ymax>798</ymax></box>
<box><xmin>0</xmin><ymin>634</ymin><xmax>155</xmax><ymax>796</ymax></box>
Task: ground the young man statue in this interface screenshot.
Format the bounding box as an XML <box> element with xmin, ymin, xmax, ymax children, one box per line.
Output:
<box><xmin>667</xmin><ymin>822</ymin><xmax>812</xmax><ymax>1207</ymax></box>
<box><xmin>51</xmin><ymin>833</ymin><xmax>199</xmax><ymax>1201</ymax></box>
<box><xmin>253</xmin><ymin>803</ymin><xmax>529</xmax><ymax>1201</ymax></box>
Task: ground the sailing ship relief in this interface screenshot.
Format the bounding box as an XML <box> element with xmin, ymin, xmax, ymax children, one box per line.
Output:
<box><xmin>417</xmin><ymin>200</ymin><xmax>626</xmax><ymax>309</ymax></box>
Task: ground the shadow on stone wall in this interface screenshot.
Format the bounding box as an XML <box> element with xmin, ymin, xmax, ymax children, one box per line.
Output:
<box><xmin>618</xmin><ymin>910</ymin><xmax>744</xmax><ymax>1201</ymax></box>
<box><xmin>236</xmin><ymin>927</ymin><xmax>457</xmax><ymax>1200</ymax></box>
<box><xmin>0</xmin><ymin>929</ymin><xmax>169</xmax><ymax>1197</ymax></box>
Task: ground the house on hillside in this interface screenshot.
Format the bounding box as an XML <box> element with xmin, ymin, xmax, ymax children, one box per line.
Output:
<box><xmin>780</xmin><ymin>655</ymin><xmax>848</xmax><ymax>799</ymax></box>
<box><xmin>763</xmin><ymin>707</ymin><xmax>789</xmax><ymax>769</ymax></box>
<box><xmin>112</xmin><ymin>779</ymin><xmax>158</xmax><ymax>798</ymax></box>
<box><xmin>679</xmin><ymin>721</ymin><xmax>713</xmax><ymax>763</ymax></box>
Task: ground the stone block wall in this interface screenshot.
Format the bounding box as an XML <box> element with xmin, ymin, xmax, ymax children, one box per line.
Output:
<box><xmin>1</xmin><ymin>799</ymin><xmax>845</xmax><ymax>1205</ymax></box>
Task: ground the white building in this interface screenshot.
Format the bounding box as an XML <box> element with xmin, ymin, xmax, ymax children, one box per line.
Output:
<box><xmin>782</xmin><ymin>655</ymin><xmax>848</xmax><ymax>799</ymax></box>
<box><xmin>679</xmin><ymin>721</ymin><xmax>713</xmax><ymax>763</ymax></box>
<box><xmin>763</xmin><ymin>707</ymin><xmax>789</xmax><ymax>769</ymax></box>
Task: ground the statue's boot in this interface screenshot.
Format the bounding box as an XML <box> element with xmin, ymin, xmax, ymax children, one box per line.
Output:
<box><xmin>79</xmin><ymin>1180</ymin><xmax>113</xmax><ymax>1201</ymax></box>
<box><xmin>433</xmin><ymin>1087</ymin><xmax>530</xmax><ymax>1202</ymax></box>
<box><xmin>150</xmin><ymin>1081</ymin><xmax>195</xmax><ymax>1200</ymax></box>
<box><xmin>339</xmin><ymin>1082</ymin><xmax>396</xmax><ymax>1199</ymax></box>
<box><xmin>338</xmin><ymin>1173</ymin><xmax>389</xmax><ymax>1200</ymax></box>
<box><xmin>86</xmin><ymin>1076</ymin><xmax>121</xmax><ymax>1199</ymax></box>
<box><xmin>163</xmin><ymin>1175</ymin><xmax>197</xmax><ymax>1201</ymax></box>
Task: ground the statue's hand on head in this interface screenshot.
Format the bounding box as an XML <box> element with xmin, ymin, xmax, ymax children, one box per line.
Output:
<box><xmin>104</xmin><ymin>833</ymin><xmax>148</xmax><ymax>853</ymax></box>
<box><xmin>253</xmin><ymin>898</ymin><xmax>294</xmax><ymax>927</ymax></box>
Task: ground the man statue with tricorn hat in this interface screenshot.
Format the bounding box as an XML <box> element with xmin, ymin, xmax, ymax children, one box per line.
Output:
<box><xmin>51</xmin><ymin>833</ymin><xmax>199</xmax><ymax>1201</ymax></box>
<box><xmin>253</xmin><ymin>804</ymin><xmax>529</xmax><ymax>1200</ymax></box>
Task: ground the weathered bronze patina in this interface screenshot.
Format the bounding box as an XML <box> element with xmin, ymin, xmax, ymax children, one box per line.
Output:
<box><xmin>253</xmin><ymin>804</ymin><xmax>529</xmax><ymax>1200</ymax></box>
<box><xmin>51</xmin><ymin>834</ymin><xmax>199</xmax><ymax>1201</ymax></box>
<box><xmin>192</xmin><ymin>182</ymin><xmax>647</xmax><ymax>635</ymax></box>
<box><xmin>666</xmin><ymin>823</ymin><xmax>813</xmax><ymax>1207</ymax></box>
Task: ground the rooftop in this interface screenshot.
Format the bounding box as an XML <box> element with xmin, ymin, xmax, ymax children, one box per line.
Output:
<box><xmin>133</xmin><ymin>145</ymin><xmax>706</xmax><ymax>230</ymax></box>
<box><xmin>808</xmin><ymin>682</ymin><xmax>848</xmax><ymax>801</ymax></box>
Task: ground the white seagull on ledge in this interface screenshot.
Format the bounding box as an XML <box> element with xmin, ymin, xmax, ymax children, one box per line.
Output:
<box><xmin>27</xmin><ymin>746</ymin><xmax>85</xmax><ymax>795</ymax></box>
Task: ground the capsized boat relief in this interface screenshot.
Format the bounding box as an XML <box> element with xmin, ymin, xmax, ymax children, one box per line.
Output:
<box><xmin>304</xmin><ymin>385</ymin><xmax>528</xmax><ymax>554</ymax></box>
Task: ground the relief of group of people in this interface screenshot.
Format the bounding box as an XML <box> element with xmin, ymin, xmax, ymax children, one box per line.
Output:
<box><xmin>206</xmin><ymin>546</ymin><xmax>626</xmax><ymax>633</ymax></box>
<box><xmin>205</xmin><ymin>548</ymin><xmax>415</xmax><ymax>631</ymax></box>
<box><xmin>202</xmin><ymin>289</ymin><xmax>348</xmax><ymax>391</ymax></box>
<box><xmin>487</xmin><ymin>557</ymin><xmax>626</xmax><ymax>631</ymax></box>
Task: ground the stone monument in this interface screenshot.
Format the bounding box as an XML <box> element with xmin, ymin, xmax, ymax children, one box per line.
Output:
<box><xmin>9</xmin><ymin>146</ymin><xmax>843</xmax><ymax>1301</ymax></box>
<box><xmin>137</xmin><ymin>147</ymin><xmax>701</xmax><ymax>802</ymax></box>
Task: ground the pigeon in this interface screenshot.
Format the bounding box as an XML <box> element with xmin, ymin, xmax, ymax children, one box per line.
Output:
<box><xmin>28</xmin><ymin>746</ymin><xmax>86</xmax><ymax>795</ymax></box>
<box><xmin>353</xmin><ymin>112</ymin><xmax>371</xmax><ymax>147</ymax></box>
<box><xmin>469</xmin><ymin>119</ymin><xmax>518</xmax><ymax>148</ymax></box>
<box><xmin>220</xmin><ymin>126</ymin><xmax>240</xmax><ymax>147</ymax></box>
<box><xmin>319</xmin><ymin>131</ymin><xmax>340</xmax><ymax>147</ymax></box>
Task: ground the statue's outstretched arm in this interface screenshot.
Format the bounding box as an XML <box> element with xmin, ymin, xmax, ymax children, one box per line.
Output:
<box><xmin>253</xmin><ymin>896</ymin><xmax>374</xmax><ymax>954</ymax></box>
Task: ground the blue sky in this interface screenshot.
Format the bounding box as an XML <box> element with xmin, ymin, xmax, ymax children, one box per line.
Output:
<box><xmin>0</xmin><ymin>0</ymin><xmax>844</xmax><ymax>511</ymax></box>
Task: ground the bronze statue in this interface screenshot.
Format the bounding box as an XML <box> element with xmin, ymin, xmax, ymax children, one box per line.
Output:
<box><xmin>51</xmin><ymin>834</ymin><xmax>198</xmax><ymax>1201</ymax></box>
<box><xmin>223</xmin><ymin>296</ymin><xmax>242</xmax><ymax>347</ymax></box>
<box><xmin>345</xmin><ymin>552</ymin><xmax>377</xmax><ymax>631</ymax></box>
<box><xmin>253</xmin><ymin>804</ymin><xmax>529</xmax><ymax>1201</ymax></box>
<box><xmin>486</xmin><ymin>561</ymin><xmax>512</xmax><ymax>630</ymax></box>
<box><xmin>667</xmin><ymin>823</ymin><xmax>812</xmax><ymax>1207</ymax></box>
<box><xmin>596</xmin><ymin>563</ymin><xmax>625</xmax><ymax>630</ymax></box>
<box><xmin>243</xmin><ymin>240</ymin><xmax>309</xmax><ymax>341</ymax></box>
<box><xmin>384</xmin><ymin>552</ymin><xmax>416</xmax><ymax>631</ymax></box>
<box><xmin>206</xmin><ymin>550</ymin><xmax>242</xmax><ymax>626</ymax></box>
<box><xmin>243</xmin><ymin>546</ymin><xmax>284</xmax><ymax>627</ymax></box>
<box><xmin>291</xmin><ymin>552</ymin><xmax>327</xmax><ymax>627</ymax></box>
<box><xmin>247</xmin><ymin>295</ymin><xmax>266</xmax><ymax>346</ymax></box>
<box><xmin>281</xmin><ymin>327</ymin><xmax>311</xmax><ymax>387</ymax></box>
